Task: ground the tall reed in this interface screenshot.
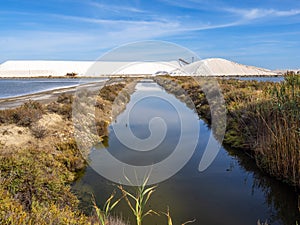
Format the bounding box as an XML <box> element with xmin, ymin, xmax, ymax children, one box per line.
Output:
<box><xmin>92</xmin><ymin>191</ymin><xmax>123</xmax><ymax>225</ymax></box>
<box><xmin>117</xmin><ymin>175</ymin><xmax>158</xmax><ymax>225</ymax></box>
<box><xmin>255</xmin><ymin>74</ymin><xmax>300</xmax><ymax>187</ymax></box>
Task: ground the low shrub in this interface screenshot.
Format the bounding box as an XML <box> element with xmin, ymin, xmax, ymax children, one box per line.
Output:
<box><xmin>95</xmin><ymin>120</ymin><xmax>109</xmax><ymax>137</ymax></box>
<box><xmin>99</xmin><ymin>84</ymin><xmax>125</xmax><ymax>102</ymax></box>
<box><xmin>0</xmin><ymin>101</ymin><xmax>44</xmax><ymax>127</ymax></box>
<box><xmin>0</xmin><ymin>144</ymin><xmax>91</xmax><ymax>224</ymax></box>
<box><xmin>55</xmin><ymin>139</ymin><xmax>86</xmax><ymax>172</ymax></box>
<box><xmin>46</xmin><ymin>102</ymin><xmax>60</xmax><ymax>113</ymax></box>
<box><xmin>0</xmin><ymin>186</ymin><xmax>90</xmax><ymax>225</ymax></box>
<box><xmin>47</xmin><ymin>99</ymin><xmax>73</xmax><ymax>120</ymax></box>
<box><xmin>30</xmin><ymin>124</ymin><xmax>47</xmax><ymax>139</ymax></box>
<box><xmin>0</xmin><ymin>148</ymin><xmax>77</xmax><ymax>211</ymax></box>
<box><xmin>57</xmin><ymin>93</ymin><xmax>73</xmax><ymax>104</ymax></box>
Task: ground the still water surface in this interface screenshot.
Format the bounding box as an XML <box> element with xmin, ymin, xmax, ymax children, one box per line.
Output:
<box><xmin>0</xmin><ymin>78</ymin><xmax>107</xmax><ymax>99</ymax></box>
<box><xmin>225</xmin><ymin>76</ymin><xmax>284</xmax><ymax>82</ymax></box>
<box><xmin>72</xmin><ymin>80</ymin><xmax>299</xmax><ymax>225</ymax></box>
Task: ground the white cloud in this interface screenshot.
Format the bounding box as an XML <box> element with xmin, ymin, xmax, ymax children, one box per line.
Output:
<box><xmin>88</xmin><ymin>1</ymin><xmax>146</xmax><ymax>13</ymax></box>
<box><xmin>226</xmin><ymin>8</ymin><xmax>300</xmax><ymax>20</ymax></box>
<box><xmin>49</xmin><ymin>13</ymin><xmax>166</xmax><ymax>26</ymax></box>
<box><xmin>273</xmin><ymin>9</ymin><xmax>300</xmax><ymax>16</ymax></box>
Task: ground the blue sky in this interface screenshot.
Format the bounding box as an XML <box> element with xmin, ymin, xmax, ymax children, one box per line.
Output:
<box><xmin>1</xmin><ymin>0</ymin><xmax>300</xmax><ymax>69</ymax></box>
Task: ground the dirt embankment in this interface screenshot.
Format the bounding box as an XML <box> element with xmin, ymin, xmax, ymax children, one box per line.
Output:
<box><xmin>0</xmin><ymin>78</ymin><xmax>138</xmax><ymax>224</ymax></box>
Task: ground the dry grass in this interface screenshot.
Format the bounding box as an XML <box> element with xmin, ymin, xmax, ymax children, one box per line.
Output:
<box><xmin>254</xmin><ymin>74</ymin><xmax>300</xmax><ymax>186</ymax></box>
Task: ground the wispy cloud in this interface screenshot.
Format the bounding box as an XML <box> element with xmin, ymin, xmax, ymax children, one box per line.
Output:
<box><xmin>1</xmin><ymin>0</ymin><xmax>300</xmax><ymax>68</ymax></box>
<box><xmin>226</xmin><ymin>8</ymin><xmax>300</xmax><ymax>20</ymax></box>
<box><xmin>158</xmin><ymin>0</ymin><xmax>300</xmax><ymax>23</ymax></box>
<box><xmin>7</xmin><ymin>10</ymin><xmax>238</xmax><ymax>34</ymax></box>
<box><xmin>157</xmin><ymin>0</ymin><xmax>220</xmax><ymax>11</ymax></box>
<box><xmin>88</xmin><ymin>1</ymin><xmax>146</xmax><ymax>13</ymax></box>
<box><xmin>3</xmin><ymin>10</ymin><xmax>174</xmax><ymax>28</ymax></box>
<box><xmin>50</xmin><ymin>13</ymin><xmax>167</xmax><ymax>26</ymax></box>
<box><xmin>0</xmin><ymin>9</ymin><xmax>244</xmax><ymax>62</ymax></box>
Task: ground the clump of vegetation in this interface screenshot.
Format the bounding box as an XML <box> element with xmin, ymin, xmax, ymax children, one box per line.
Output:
<box><xmin>30</xmin><ymin>124</ymin><xmax>47</xmax><ymax>139</ymax></box>
<box><xmin>0</xmin><ymin>146</ymin><xmax>91</xmax><ymax>224</ymax></box>
<box><xmin>92</xmin><ymin>191</ymin><xmax>124</xmax><ymax>225</ymax></box>
<box><xmin>99</xmin><ymin>84</ymin><xmax>126</xmax><ymax>102</ymax></box>
<box><xmin>92</xmin><ymin>179</ymin><xmax>195</xmax><ymax>225</ymax></box>
<box><xmin>118</xmin><ymin>177</ymin><xmax>158</xmax><ymax>225</ymax></box>
<box><xmin>96</xmin><ymin>120</ymin><xmax>109</xmax><ymax>137</ymax></box>
<box><xmin>254</xmin><ymin>74</ymin><xmax>300</xmax><ymax>186</ymax></box>
<box><xmin>0</xmin><ymin>100</ymin><xmax>44</xmax><ymax>126</ymax></box>
<box><xmin>0</xmin><ymin>186</ymin><xmax>90</xmax><ymax>225</ymax></box>
<box><xmin>57</xmin><ymin>93</ymin><xmax>73</xmax><ymax>104</ymax></box>
<box><xmin>47</xmin><ymin>93</ymin><xmax>73</xmax><ymax>120</ymax></box>
<box><xmin>0</xmin><ymin>148</ymin><xmax>76</xmax><ymax>210</ymax></box>
<box><xmin>257</xmin><ymin>220</ymin><xmax>269</xmax><ymax>225</ymax></box>
<box><xmin>55</xmin><ymin>138</ymin><xmax>86</xmax><ymax>173</ymax></box>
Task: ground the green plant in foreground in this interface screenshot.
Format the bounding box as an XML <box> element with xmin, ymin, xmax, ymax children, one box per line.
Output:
<box><xmin>93</xmin><ymin>182</ymin><xmax>196</xmax><ymax>225</ymax></box>
<box><xmin>118</xmin><ymin>178</ymin><xmax>158</xmax><ymax>225</ymax></box>
<box><xmin>90</xmin><ymin>169</ymin><xmax>197</xmax><ymax>225</ymax></box>
<box><xmin>163</xmin><ymin>207</ymin><xmax>195</xmax><ymax>225</ymax></box>
<box><xmin>257</xmin><ymin>220</ymin><xmax>268</xmax><ymax>225</ymax></box>
<box><xmin>116</xmin><ymin>173</ymin><xmax>195</xmax><ymax>225</ymax></box>
<box><xmin>93</xmin><ymin>191</ymin><xmax>123</xmax><ymax>225</ymax></box>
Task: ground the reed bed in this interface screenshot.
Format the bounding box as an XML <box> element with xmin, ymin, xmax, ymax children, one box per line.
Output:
<box><xmin>156</xmin><ymin>74</ymin><xmax>300</xmax><ymax>188</ymax></box>
<box><xmin>254</xmin><ymin>74</ymin><xmax>300</xmax><ymax>187</ymax></box>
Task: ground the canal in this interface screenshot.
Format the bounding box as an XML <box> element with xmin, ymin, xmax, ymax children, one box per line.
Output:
<box><xmin>72</xmin><ymin>80</ymin><xmax>299</xmax><ymax>225</ymax></box>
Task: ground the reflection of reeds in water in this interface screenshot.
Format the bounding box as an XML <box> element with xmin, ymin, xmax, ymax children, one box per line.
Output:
<box><xmin>226</xmin><ymin>144</ymin><xmax>300</xmax><ymax>224</ymax></box>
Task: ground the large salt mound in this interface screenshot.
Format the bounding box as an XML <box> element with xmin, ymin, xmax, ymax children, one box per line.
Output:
<box><xmin>171</xmin><ymin>58</ymin><xmax>276</xmax><ymax>76</ymax></box>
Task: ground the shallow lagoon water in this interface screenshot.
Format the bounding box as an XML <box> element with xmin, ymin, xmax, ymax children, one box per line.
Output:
<box><xmin>224</xmin><ymin>76</ymin><xmax>284</xmax><ymax>82</ymax></box>
<box><xmin>0</xmin><ymin>78</ymin><xmax>107</xmax><ymax>99</ymax></box>
<box><xmin>72</xmin><ymin>80</ymin><xmax>299</xmax><ymax>225</ymax></box>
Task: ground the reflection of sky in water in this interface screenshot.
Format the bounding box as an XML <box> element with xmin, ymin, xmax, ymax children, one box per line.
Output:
<box><xmin>73</xmin><ymin>80</ymin><xmax>299</xmax><ymax>225</ymax></box>
<box><xmin>95</xmin><ymin>80</ymin><xmax>199</xmax><ymax>166</ymax></box>
<box><xmin>0</xmin><ymin>78</ymin><xmax>107</xmax><ymax>98</ymax></box>
<box><xmin>224</xmin><ymin>76</ymin><xmax>284</xmax><ymax>82</ymax></box>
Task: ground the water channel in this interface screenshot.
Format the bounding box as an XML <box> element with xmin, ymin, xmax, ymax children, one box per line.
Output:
<box><xmin>72</xmin><ymin>80</ymin><xmax>299</xmax><ymax>225</ymax></box>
